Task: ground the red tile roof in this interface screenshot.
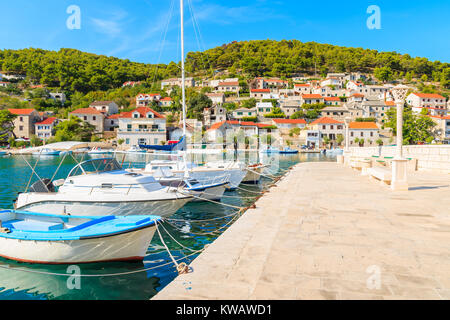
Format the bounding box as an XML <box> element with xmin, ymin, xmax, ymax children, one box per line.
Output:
<box><xmin>106</xmin><ymin>114</ymin><xmax>120</xmax><ymax>119</ymax></box>
<box><xmin>160</xmin><ymin>97</ymin><xmax>172</xmax><ymax>101</ymax></box>
<box><xmin>251</xmin><ymin>89</ymin><xmax>270</xmax><ymax>93</ymax></box>
<box><xmin>272</xmin><ymin>118</ymin><xmax>307</xmax><ymax>124</ymax></box>
<box><xmin>385</xmin><ymin>101</ymin><xmax>396</xmax><ymax>106</ymax></box>
<box><xmin>70</xmin><ymin>108</ymin><xmax>103</xmax><ymax>115</ymax></box>
<box><xmin>207</xmin><ymin>120</ymin><xmax>272</xmax><ymax>131</ymax></box>
<box><xmin>349</xmin><ymin>122</ymin><xmax>379</xmax><ymax>130</ymax></box>
<box><xmin>302</xmin><ymin>94</ymin><xmax>323</xmax><ymax>99</ymax></box>
<box><xmin>324</xmin><ymin>97</ymin><xmax>341</xmax><ymax>101</ymax></box>
<box><xmin>218</xmin><ymin>81</ymin><xmax>239</xmax><ymax>86</ymax></box>
<box><xmin>8</xmin><ymin>108</ymin><xmax>36</xmax><ymax>115</ymax></box>
<box><xmin>36</xmin><ymin>117</ymin><xmax>58</xmax><ymax>125</ymax></box>
<box><xmin>412</xmin><ymin>93</ymin><xmax>446</xmax><ymax>99</ymax></box>
<box><xmin>294</xmin><ymin>83</ymin><xmax>310</xmax><ymax>87</ymax></box>
<box><xmin>207</xmin><ymin>121</ymin><xmax>226</xmax><ymax>131</ymax></box>
<box><xmin>311</xmin><ymin>117</ymin><xmax>343</xmax><ymax>125</ymax></box>
<box><xmin>119</xmin><ymin>107</ymin><xmax>165</xmax><ymax>119</ymax></box>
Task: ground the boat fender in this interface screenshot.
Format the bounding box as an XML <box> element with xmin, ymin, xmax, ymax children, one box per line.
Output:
<box><xmin>177</xmin><ymin>262</ymin><xmax>189</xmax><ymax>275</ymax></box>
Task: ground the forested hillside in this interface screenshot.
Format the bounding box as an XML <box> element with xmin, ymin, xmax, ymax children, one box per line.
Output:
<box><xmin>1</xmin><ymin>40</ymin><xmax>449</xmax><ymax>95</ymax></box>
<box><xmin>186</xmin><ymin>40</ymin><xmax>449</xmax><ymax>83</ymax></box>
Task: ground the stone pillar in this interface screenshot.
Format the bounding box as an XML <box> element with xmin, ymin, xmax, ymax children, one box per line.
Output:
<box><xmin>391</xmin><ymin>102</ymin><xmax>408</xmax><ymax>191</ymax></box>
<box><xmin>343</xmin><ymin>118</ymin><xmax>351</xmax><ymax>166</ymax></box>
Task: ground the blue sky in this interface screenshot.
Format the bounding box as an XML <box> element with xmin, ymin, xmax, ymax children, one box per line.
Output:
<box><xmin>0</xmin><ymin>0</ymin><xmax>449</xmax><ymax>64</ymax></box>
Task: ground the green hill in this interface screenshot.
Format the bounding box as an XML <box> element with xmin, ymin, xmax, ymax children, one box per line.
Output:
<box><xmin>1</xmin><ymin>40</ymin><xmax>449</xmax><ymax>95</ymax></box>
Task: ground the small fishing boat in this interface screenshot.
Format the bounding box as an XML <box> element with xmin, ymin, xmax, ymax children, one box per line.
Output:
<box><xmin>260</xmin><ymin>146</ymin><xmax>280</xmax><ymax>154</ymax></box>
<box><xmin>32</xmin><ymin>148</ymin><xmax>61</xmax><ymax>156</ymax></box>
<box><xmin>126</xmin><ymin>145</ymin><xmax>147</xmax><ymax>154</ymax></box>
<box><xmin>88</xmin><ymin>147</ymin><xmax>114</xmax><ymax>155</ymax></box>
<box><xmin>0</xmin><ymin>210</ymin><xmax>162</xmax><ymax>264</ymax></box>
<box><xmin>0</xmin><ymin>151</ymin><xmax>8</xmax><ymax>156</ymax></box>
<box><xmin>279</xmin><ymin>147</ymin><xmax>299</xmax><ymax>154</ymax></box>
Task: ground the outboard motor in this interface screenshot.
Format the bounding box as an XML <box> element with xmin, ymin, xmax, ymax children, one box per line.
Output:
<box><xmin>29</xmin><ymin>178</ymin><xmax>55</xmax><ymax>193</ymax></box>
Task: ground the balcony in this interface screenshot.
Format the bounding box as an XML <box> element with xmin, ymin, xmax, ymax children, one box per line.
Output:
<box><xmin>119</xmin><ymin>128</ymin><xmax>166</xmax><ymax>134</ymax></box>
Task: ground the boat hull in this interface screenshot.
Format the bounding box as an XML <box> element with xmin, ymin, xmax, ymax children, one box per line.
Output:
<box><xmin>16</xmin><ymin>195</ymin><xmax>191</xmax><ymax>218</ymax></box>
<box><xmin>188</xmin><ymin>184</ymin><xmax>226</xmax><ymax>202</ymax></box>
<box><xmin>0</xmin><ymin>225</ymin><xmax>156</xmax><ymax>264</ymax></box>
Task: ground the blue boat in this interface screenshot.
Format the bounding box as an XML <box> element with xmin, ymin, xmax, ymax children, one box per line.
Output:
<box><xmin>139</xmin><ymin>135</ymin><xmax>186</xmax><ymax>152</ymax></box>
<box><xmin>0</xmin><ymin>210</ymin><xmax>162</xmax><ymax>264</ymax></box>
<box><xmin>279</xmin><ymin>147</ymin><xmax>299</xmax><ymax>154</ymax></box>
<box><xmin>261</xmin><ymin>147</ymin><xmax>299</xmax><ymax>154</ymax></box>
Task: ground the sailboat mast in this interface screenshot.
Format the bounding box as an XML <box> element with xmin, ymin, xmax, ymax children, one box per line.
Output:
<box><xmin>180</xmin><ymin>0</ymin><xmax>186</xmax><ymax>136</ymax></box>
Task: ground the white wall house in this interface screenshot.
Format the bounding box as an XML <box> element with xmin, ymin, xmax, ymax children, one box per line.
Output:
<box><xmin>89</xmin><ymin>101</ymin><xmax>119</xmax><ymax>116</ymax></box>
<box><xmin>407</xmin><ymin>93</ymin><xmax>448</xmax><ymax>116</ymax></box>
<box><xmin>348</xmin><ymin>122</ymin><xmax>380</xmax><ymax>146</ymax></box>
<box><xmin>232</xmin><ymin>108</ymin><xmax>257</xmax><ymax>119</ymax></box>
<box><xmin>117</xmin><ymin>107</ymin><xmax>166</xmax><ymax>146</ymax></box>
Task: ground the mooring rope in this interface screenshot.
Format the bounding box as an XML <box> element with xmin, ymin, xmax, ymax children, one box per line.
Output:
<box><xmin>165</xmin><ymin>212</ymin><xmax>241</xmax><ymax>237</ymax></box>
<box><xmin>155</xmin><ymin>222</ymin><xmax>189</xmax><ymax>274</ymax></box>
<box><xmin>245</xmin><ymin>168</ymin><xmax>276</xmax><ymax>181</ymax></box>
<box><xmin>158</xmin><ymin>222</ymin><xmax>200</xmax><ymax>253</ymax></box>
<box><xmin>177</xmin><ymin>191</ymin><xmax>246</xmax><ymax>210</ymax></box>
<box><xmin>232</xmin><ymin>185</ymin><xmax>265</xmax><ymax>194</ymax></box>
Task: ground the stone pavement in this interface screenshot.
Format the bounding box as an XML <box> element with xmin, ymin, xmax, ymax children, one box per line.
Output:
<box><xmin>153</xmin><ymin>162</ymin><xmax>450</xmax><ymax>300</ymax></box>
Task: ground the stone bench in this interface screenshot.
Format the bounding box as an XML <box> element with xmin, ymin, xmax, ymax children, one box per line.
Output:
<box><xmin>371</xmin><ymin>156</ymin><xmax>417</xmax><ymax>171</ymax></box>
<box><xmin>367</xmin><ymin>167</ymin><xmax>392</xmax><ymax>186</ymax></box>
<box><xmin>350</xmin><ymin>158</ymin><xmax>372</xmax><ymax>175</ymax></box>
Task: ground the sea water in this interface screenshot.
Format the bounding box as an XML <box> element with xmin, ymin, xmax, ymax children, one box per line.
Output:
<box><xmin>0</xmin><ymin>152</ymin><xmax>334</xmax><ymax>300</ymax></box>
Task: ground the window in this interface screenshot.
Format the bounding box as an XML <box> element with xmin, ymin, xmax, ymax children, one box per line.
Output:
<box><xmin>330</xmin><ymin>125</ymin><xmax>334</xmax><ymax>130</ymax></box>
<box><xmin>133</xmin><ymin>113</ymin><xmax>139</xmax><ymax>118</ymax></box>
<box><xmin>322</xmin><ymin>125</ymin><xmax>326</xmax><ymax>130</ymax></box>
<box><xmin>93</xmin><ymin>116</ymin><xmax>96</xmax><ymax>121</ymax></box>
<box><xmin>370</xmin><ymin>132</ymin><xmax>374</xmax><ymax>137</ymax></box>
<box><xmin>127</xmin><ymin>124</ymin><xmax>132</xmax><ymax>132</ymax></box>
<box><xmin>19</xmin><ymin>126</ymin><xmax>24</xmax><ymax>131</ymax></box>
<box><xmin>83</xmin><ymin>116</ymin><xmax>87</xmax><ymax>121</ymax></box>
<box><xmin>19</xmin><ymin>117</ymin><xmax>23</xmax><ymax>122</ymax></box>
<box><xmin>360</xmin><ymin>132</ymin><xmax>364</xmax><ymax>137</ymax></box>
<box><xmin>125</xmin><ymin>138</ymin><xmax>130</xmax><ymax>145</ymax></box>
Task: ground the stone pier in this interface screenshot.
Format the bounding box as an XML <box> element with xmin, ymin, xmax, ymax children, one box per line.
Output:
<box><xmin>153</xmin><ymin>162</ymin><xmax>450</xmax><ymax>300</ymax></box>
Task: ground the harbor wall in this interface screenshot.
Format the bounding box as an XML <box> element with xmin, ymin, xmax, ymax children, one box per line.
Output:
<box><xmin>348</xmin><ymin>145</ymin><xmax>450</xmax><ymax>173</ymax></box>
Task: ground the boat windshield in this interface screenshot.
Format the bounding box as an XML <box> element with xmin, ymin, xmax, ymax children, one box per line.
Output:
<box><xmin>68</xmin><ymin>158</ymin><xmax>122</xmax><ymax>177</ymax></box>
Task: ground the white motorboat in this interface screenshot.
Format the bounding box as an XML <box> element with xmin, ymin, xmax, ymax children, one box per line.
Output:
<box><xmin>126</xmin><ymin>145</ymin><xmax>147</xmax><ymax>154</ymax></box>
<box><xmin>0</xmin><ymin>209</ymin><xmax>162</xmax><ymax>264</ymax></box>
<box><xmin>15</xmin><ymin>158</ymin><xmax>192</xmax><ymax>217</ymax></box>
<box><xmin>88</xmin><ymin>147</ymin><xmax>114</xmax><ymax>155</ymax></box>
<box><xmin>32</xmin><ymin>148</ymin><xmax>61</xmax><ymax>156</ymax></box>
<box><xmin>152</xmin><ymin>166</ymin><xmax>229</xmax><ymax>202</ymax></box>
<box><xmin>131</xmin><ymin>160</ymin><xmax>247</xmax><ymax>190</ymax></box>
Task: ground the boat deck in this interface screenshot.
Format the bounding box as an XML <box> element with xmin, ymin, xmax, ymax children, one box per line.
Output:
<box><xmin>153</xmin><ymin>162</ymin><xmax>450</xmax><ymax>300</ymax></box>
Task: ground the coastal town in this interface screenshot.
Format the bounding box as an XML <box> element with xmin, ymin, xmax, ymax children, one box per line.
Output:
<box><xmin>1</xmin><ymin>70</ymin><xmax>449</xmax><ymax>152</ymax></box>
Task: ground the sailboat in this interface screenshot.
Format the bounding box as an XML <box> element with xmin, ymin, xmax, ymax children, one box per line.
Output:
<box><xmin>128</xmin><ymin>0</ymin><xmax>247</xmax><ymax>192</ymax></box>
